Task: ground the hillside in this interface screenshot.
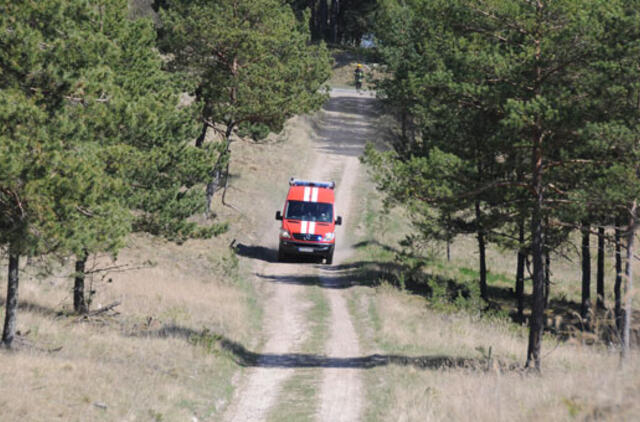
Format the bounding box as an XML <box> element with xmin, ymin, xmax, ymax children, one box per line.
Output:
<box><xmin>0</xmin><ymin>108</ymin><xmax>319</xmax><ymax>421</ymax></box>
<box><xmin>2</xmin><ymin>0</ymin><xmax>640</xmax><ymax>417</ymax></box>
<box><xmin>2</xmin><ymin>55</ymin><xmax>640</xmax><ymax>422</ymax></box>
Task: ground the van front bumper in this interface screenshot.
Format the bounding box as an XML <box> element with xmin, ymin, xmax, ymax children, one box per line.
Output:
<box><xmin>279</xmin><ymin>240</ymin><xmax>334</xmax><ymax>256</ymax></box>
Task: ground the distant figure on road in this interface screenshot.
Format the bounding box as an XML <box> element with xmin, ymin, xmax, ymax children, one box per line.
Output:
<box><xmin>354</xmin><ymin>63</ymin><xmax>364</xmax><ymax>92</ymax></box>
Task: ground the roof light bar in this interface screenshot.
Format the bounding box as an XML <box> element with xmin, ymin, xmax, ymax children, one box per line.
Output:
<box><xmin>289</xmin><ymin>178</ymin><xmax>335</xmax><ymax>189</ymax></box>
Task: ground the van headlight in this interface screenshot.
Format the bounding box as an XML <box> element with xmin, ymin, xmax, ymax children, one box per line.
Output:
<box><xmin>323</xmin><ymin>232</ymin><xmax>335</xmax><ymax>241</ymax></box>
<box><xmin>280</xmin><ymin>229</ymin><xmax>291</xmax><ymax>239</ymax></box>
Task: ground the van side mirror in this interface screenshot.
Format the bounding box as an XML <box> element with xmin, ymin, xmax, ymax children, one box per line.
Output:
<box><xmin>275</xmin><ymin>211</ymin><xmax>283</xmax><ymax>220</ymax></box>
<box><xmin>335</xmin><ymin>216</ymin><xmax>342</xmax><ymax>225</ymax></box>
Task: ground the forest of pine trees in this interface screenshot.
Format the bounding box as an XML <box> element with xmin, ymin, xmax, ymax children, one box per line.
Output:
<box><xmin>364</xmin><ymin>0</ymin><xmax>640</xmax><ymax>369</ymax></box>
<box><xmin>2</xmin><ymin>0</ymin><xmax>639</xmax><ymax>372</ymax></box>
<box><xmin>0</xmin><ymin>0</ymin><xmax>330</xmax><ymax>347</ymax></box>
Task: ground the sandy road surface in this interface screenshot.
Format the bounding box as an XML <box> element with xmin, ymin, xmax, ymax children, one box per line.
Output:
<box><xmin>223</xmin><ymin>88</ymin><xmax>377</xmax><ymax>422</ymax></box>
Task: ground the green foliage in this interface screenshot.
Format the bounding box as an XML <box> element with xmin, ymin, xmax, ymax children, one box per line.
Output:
<box><xmin>287</xmin><ymin>0</ymin><xmax>378</xmax><ymax>45</ymax></box>
<box><xmin>155</xmin><ymin>0</ymin><xmax>331</xmax><ymax>205</ymax></box>
<box><xmin>157</xmin><ymin>0</ymin><xmax>331</xmax><ymax>135</ymax></box>
<box><xmin>369</xmin><ymin>0</ymin><xmax>640</xmax><ymax>365</ymax></box>
<box><xmin>369</xmin><ymin>0</ymin><xmax>640</xmax><ymax>258</ymax></box>
<box><xmin>0</xmin><ymin>0</ymin><xmax>132</xmax><ymax>258</ymax></box>
<box><xmin>236</xmin><ymin>122</ymin><xmax>271</xmax><ymax>142</ymax></box>
<box><xmin>1</xmin><ymin>0</ymin><xmax>225</xmax><ymax>260</ymax></box>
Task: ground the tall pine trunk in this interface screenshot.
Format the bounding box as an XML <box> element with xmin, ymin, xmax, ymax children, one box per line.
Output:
<box><xmin>195</xmin><ymin>121</ymin><xmax>208</xmax><ymax>148</ymax></box>
<box><xmin>2</xmin><ymin>252</ymin><xmax>20</xmax><ymax>348</ymax></box>
<box><xmin>310</xmin><ymin>0</ymin><xmax>319</xmax><ymax>41</ymax></box>
<box><xmin>330</xmin><ymin>0</ymin><xmax>339</xmax><ymax>44</ymax></box>
<box><xmin>615</xmin><ymin>224</ymin><xmax>622</xmax><ymax>334</ymax></box>
<box><xmin>206</xmin><ymin>123</ymin><xmax>234</xmax><ymax>214</ymax></box>
<box><xmin>526</xmin><ymin>130</ymin><xmax>545</xmax><ymax>370</ymax></box>
<box><xmin>596</xmin><ymin>226</ymin><xmax>605</xmax><ymax>310</ymax></box>
<box><xmin>318</xmin><ymin>0</ymin><xmax>328</xmax><ymax>41</ymax></box>
<box><xmin>544</xmin><ymin>248</ymin><xmax>550</xmax><ymax>308</ymax></box>
<box><xmin>73</xmin><ymin>250</ymin><xmax>89</xmax><ymax>314</ymax></box>
<box><xmin>527</xmin><ymin>186</ymin><xmax>545</xmax><ymax>370</ymax></box>
<box><xmin>526</xmin><ymin>32</ymin><xmax>545</xmax><ymax>369</ymax></box>
<box><xmin>581</xmin><ymin>221</ymin><xmax>591</xmax><ymax>324</ymax></box>
<box><xmin>220</xmin><ymin>123</ymin><xmax>235</xmax><ymax>206</ymax></box>
<box><xmin>475</xmin><ymin>200</ymin><xmax>487</xmax><ymax>300</ymax></box>
<box><xmin>621</xmin><ymin>200</ymin><xmax>637</xmax><ymax>360</ymax></box>
<box><xmin>516</xmin><ymin>218</ymin><xmax>526</xmax><ymax>323</ymax></box>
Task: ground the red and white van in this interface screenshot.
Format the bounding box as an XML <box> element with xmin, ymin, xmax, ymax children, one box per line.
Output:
<box><xmin>275</xmin><ymin>178</ymin><xmax>342</xmax><ymax>264</ymax></box>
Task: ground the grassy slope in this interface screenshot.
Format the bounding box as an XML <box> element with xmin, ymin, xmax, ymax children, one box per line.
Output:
<box><xmin>346</xmin><ymin>174</ymin><xmax>640</xmax><ymax>421</ymax></box>
<box><xmin>0</xmin><ymin>114</ymin><xmax>316</xmax><ymax>421</ymax></box>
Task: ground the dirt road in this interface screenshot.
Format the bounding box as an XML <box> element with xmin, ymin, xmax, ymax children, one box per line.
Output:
<box><xmin>223</xmin><ymin>88</ymin><xmax>377</xmax><ymax>421</ymax></box>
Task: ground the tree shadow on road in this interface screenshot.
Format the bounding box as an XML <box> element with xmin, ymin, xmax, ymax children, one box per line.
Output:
<box><xmin>255</xmin><ymin>259</ymin><xmax>390</xmax><ymax>289</ymax></box>
<box><xmin>220</xmin><ymin>337</ymin><xmax>482</xmax><ymax>370</ymax></box>
<box><xmin>312</xmin><ymin>95</ymin><xmax>381</xmax><ymax>158</ymax></box>
<box><xmin>233</xmin><ymin>243</ymin><xmax>277</xmax><ymax>263</ymax></box>
<box><xmin>127</xmin><ymin>322</ymin><xmax>511</xmax><ymax>371</ymax></box>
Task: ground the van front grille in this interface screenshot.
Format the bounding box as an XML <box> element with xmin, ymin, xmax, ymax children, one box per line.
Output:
<box><xmin>293</xmin><ymin>233</ymin><xmax>322</xmax><ymax>241</ymax></box>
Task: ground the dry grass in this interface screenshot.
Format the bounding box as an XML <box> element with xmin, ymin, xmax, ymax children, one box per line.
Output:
<box><xmin>0</xmin><ymin>242</ymin><xmax>246</xmax><ymax>421</ymax></box>
<box><xmin>350</xmin><ymin>284</ymin><xmax>640</xmax><ymax>421</ymax></box>
<box><xmin>0</xmin><ymin>112</ymin><xmax>318</xmax><ymax>421</ymax></box>
<box><xmin>347</xmin><ymin>172</ymin><xmax>640</xmax><ymax>422</ymax></box>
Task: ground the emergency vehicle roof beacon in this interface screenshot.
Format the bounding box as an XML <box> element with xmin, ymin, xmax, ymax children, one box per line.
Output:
<box><xmin>275</xmin><ymin>178</ymin><xmax>342</xmax><ymax>265</ymax></box>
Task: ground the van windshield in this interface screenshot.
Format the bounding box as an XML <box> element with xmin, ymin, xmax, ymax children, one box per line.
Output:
<box><xmin>285</xmin><ymin>201</ymin><xmax>333</xmax><ymax>222</ymax></box>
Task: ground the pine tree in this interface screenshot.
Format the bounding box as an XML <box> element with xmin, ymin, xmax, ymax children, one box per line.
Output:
<box><xmin>1</xmin><ymin>0</ymin><xmax>225</xmax><ymax>339</ymax></box>
<box><xmin>65</xmin><ymin>1</ymin><xmax>227</xmax><ymax>311</ymax></box>
<box><xmin>366</xmin><ymin>0</ymin><xmax>640</xmax><ymax>370</ymax></box>
<box><xmin>0</xmin><ymin>0</ymin><xmax>129</xmax><ymax>341</ymax></box>
<box><xmin>156</xmin><ymin>0</ymin><xmax>331</xmax><ymax>211</ymax></box>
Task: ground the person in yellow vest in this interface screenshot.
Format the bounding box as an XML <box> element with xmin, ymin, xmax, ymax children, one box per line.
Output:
<box><xmin>354</xmin><ymin>63</ymin><xmax>364</xmax><ymax>91</ymax></box>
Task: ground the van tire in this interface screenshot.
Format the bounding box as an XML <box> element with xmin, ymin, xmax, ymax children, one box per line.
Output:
<box><xmin>277</xmin><ymin>247</ymin><xmax>286</xmax><ymax>262</ymax></box>
<box><xmin>325</xmin><ymin>252</ymin><xmax>333</xmax><ymax>265</ymax></box>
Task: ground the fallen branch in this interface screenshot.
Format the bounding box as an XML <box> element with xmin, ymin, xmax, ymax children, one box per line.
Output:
<box><xmin>86</xmin><ymin>301</ymin><xmax>121</xmax><ymax>317</ymax></box>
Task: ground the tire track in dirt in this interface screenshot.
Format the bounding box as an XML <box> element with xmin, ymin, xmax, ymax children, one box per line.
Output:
<box><xmin>223</xmin><ymin>260</ymin><xmax>312</xmax><ymax>421</ymax></box>
<box><xmin>316</xmin><ymin>89</ymin><xmax>375</xmax><ymax>422</ymax></box>
<box><xmin>223</xmin><ymin>88</ymin><xmax>376</xmax><ymax>422</ymax></box>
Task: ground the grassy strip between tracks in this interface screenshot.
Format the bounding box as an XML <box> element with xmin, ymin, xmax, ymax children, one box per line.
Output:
<box><xmin>266</xmin><ymin>283</ymin><xmax>330</xmax><ymax>422</ymax></box>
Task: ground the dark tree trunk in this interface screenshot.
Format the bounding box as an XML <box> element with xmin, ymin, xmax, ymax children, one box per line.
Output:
<box><xmin>444</xmin><ymin>212</ymin><xmax>451</xmax><ymax>261</ymax></box>
<box><xmin>73</xmin><ymin>250</ymin><xmax>89</xmax><ymax>314</ymax></box>
<box><xmin>2</xmin><ymin>253</ymin><xmax>20</xmax><ymax>348</ymax></box>
<box><xmin>330</xmin><ymin>0</ymin><xmax>339</xmax><ymax>44</ymax></box>
<box><xmin>220</xmin><ymin>123</ymin><xmax>234</xmax><ymax>206</ymax></box>
<box><xmin>310</xmin><ymin>0</ymin><xmax>319</xmax><ymax>41</ymax></box>
<box><xmin>475</xmin><ymin>201</ymin><xmax>487</xmax><ymax>301</ymax></box>
<box><xmin>195</xmin><ymin>122</ymin><xmax>208</xmax><ymax>148</ymax></box>
<box><xmin>221</xmin><ymin>160</ymin><xmax>231</xmax><ymax>205</ymax></box>
<box><xmin>622</xmin><ymin>200</ymin><xmax>637</xmax><ymax>360</ymax></box>
<box><xmin>615</xmin><ymin>224</ymin><xmax>622</xmax><ymax>334</ymax></box>
<box><xmin>526</xmin><ymin>185</ymin><xmax>545</xmax><ymax>371</ymax></box>
<box><xmin>596</xmin><ymin>226</ymin><xmax>605</xmax><ymax>310</ymax></box>
<box><xmin>580</xmin><ymin>221</ymin><xmax>592</xmax><ymax>324</ymax></box>
<box><xmin>206</xmin><ymin>123</ymin><xmax>234</xmax><ymax>215</ymax></box>
<box><xmin>516</xmin><ymin>218</ymin><xmax>526</xmax><ymax>323</ymax></box>
<box><xmin>526</xmin><ymin>53</ymin><xmax>545</xmax><ymax>372</ymax></box>
<box><xmin>318</xmin><ymin>0</ymin><xmax>329</xmax><ymax>41</ymax></box>
<box><xmin>543</xmin><ymin>248</ymin><xmax>550</xmax><ymax>308</ymax></box>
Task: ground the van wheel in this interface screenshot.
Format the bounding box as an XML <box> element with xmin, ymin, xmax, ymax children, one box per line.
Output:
<box><xmin>278</xmin><ymin>247</ymin><xmax>286</xmax><ymax>262</ymax></box>
<box><xmin>325</xmin><ymin>252</ymin><xmax>333</xmax><ymax>265</ymax></box>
